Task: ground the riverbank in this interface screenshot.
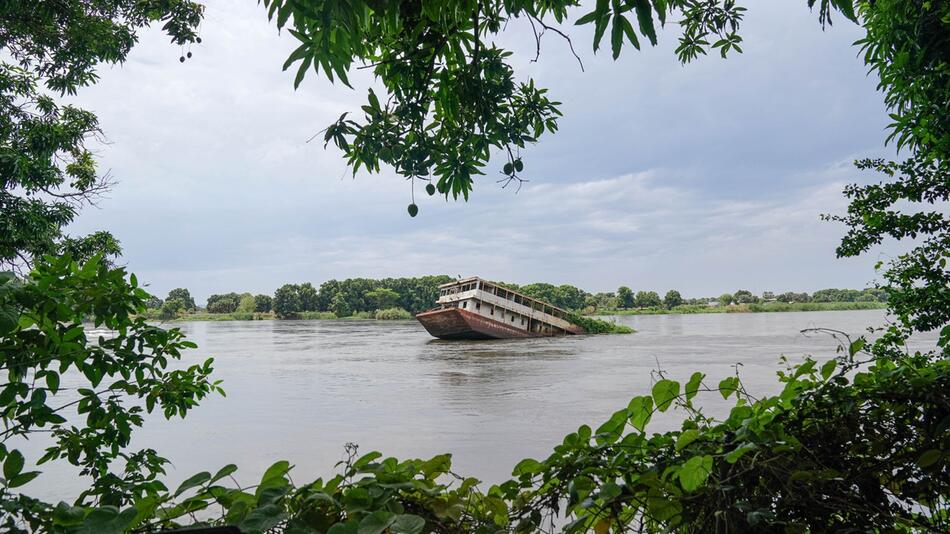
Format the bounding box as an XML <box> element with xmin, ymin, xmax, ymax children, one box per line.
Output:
<box><xmin>146</xmin><ymin>301</ymin><xmax>886</xmax><ymax>322</ymax></box>
<box><xmin>594</xmin><ymin>301</ymin><xmax>887</xmax><ymax>316</ymax></box>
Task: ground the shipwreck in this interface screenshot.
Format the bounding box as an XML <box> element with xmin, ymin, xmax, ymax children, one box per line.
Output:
<box><xmin>416</xmin><ymin>277</ymin><xmax>585</xmax><ymax>340</ymax></box>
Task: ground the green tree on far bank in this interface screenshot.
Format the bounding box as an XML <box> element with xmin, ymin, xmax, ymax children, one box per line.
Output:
<box><xmin>718</xmin><ymin>293</ymin><xmax>733</xmax><ymax>306</ymax></box>
<box><xmin>166</xmin><ymin>287</ymin><xmax>196</xmax><ymax>310</ymax></box>
<box><xmin>237</xmin><ymin>293</ymin><xmax>256</xmax><ymax>313</ymax></box>
<box><xmin>664</xmin><ymin>290</ymin><xmax>683</xmax><ymax>309</ymax></box>
<box><xmin>733</xmin><ymin>289</ymin><xmax>757</xmax><ymax>304</ymax></box>
<box><xmin>331</xmin><ymin>293</ymin><xmax>353</xmax><ymax>318</ymax></box>
<box><xmin>273</xmin><ymin>284</ymin><xmax>302</xmax><ymax>319</ymax></box>
<box><xmin>635</xmin><ymin>290</ymin><xmax>662</xmax><ymax>308</ymax></box>
<box><xmin>366</xmin><ymin>288</ymin><xmax>400</xmax><ymax>310</ymax></box>
<box><xmin>617</xmin><ymin>286</ymin><xmax>634</xmax><ymax>309</ymax></box>
<box><xmin>254</xmin><ymin>294</ymin><xmax>273</xmax><ymax>312</ymax></box>
<box><xmin>298</xmin><ymin>282</ymin><xmax>319</xmax><ymax>312</ymax></box>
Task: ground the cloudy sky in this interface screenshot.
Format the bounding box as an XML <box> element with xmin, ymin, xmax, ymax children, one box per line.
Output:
<box><xmin>67</xmin><ymin>1</ymin><xmax>901</xmax><ymax>302</ymax></box>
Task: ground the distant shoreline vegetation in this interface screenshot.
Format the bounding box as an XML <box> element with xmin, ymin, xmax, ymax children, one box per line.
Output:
<box><xmin>595</xmin><ymin>301</ymin><xmax>888</xmax><ymax>316</ymax></box>
<box><xmin>144</xmin><ymin>279</ymin><xmax>888</xmax><ymax>323</ymax></box>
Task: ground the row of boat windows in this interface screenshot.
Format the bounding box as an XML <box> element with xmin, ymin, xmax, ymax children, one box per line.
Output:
<box><xmin>440</xmin><ymin>282</ymin><xmax>568</xmax><ymax>319</ymax></box>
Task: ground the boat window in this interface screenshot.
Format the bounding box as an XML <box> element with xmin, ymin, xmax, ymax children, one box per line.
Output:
<box><xmin>490</xmin><ymin>307</ymin><xmax>494</xmax><ymax>316</ymax></box>
<box><xmin>511</xmin><ymin>315</ymin><xmax>515</xmax><ymax>322</ymax></box>
<box><xmin>475</xmin><ymin>302</ymin><xmax>481</xmax><ymax>310</ymax></box>
<box><xmin>521</xmin><ymin>317</ymin><xmax>525</xmax><ymax>325</ymax></box>
<box><xmin>462</xmin><ymin>301</ymin><xmax>467</xmax><ymax>309</ymax></box>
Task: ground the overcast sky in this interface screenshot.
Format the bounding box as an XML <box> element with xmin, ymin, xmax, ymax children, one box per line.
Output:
<box><xmin>67</xmin><ymin>1</ymin><xmax>902</xmax><ymax>302</ymax></box>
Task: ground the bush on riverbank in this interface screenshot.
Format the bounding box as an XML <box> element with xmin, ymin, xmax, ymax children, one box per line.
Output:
<box><xmin>567</xmin><ymin>314</ymin><xmax>634</xmax><ymax>334</ymax></box>
<box><xmin>375</xmin><ymin>307</ymin><xmax>412</xmax><ymax>320</ymax></box>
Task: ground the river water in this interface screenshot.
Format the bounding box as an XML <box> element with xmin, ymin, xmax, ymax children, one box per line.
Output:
<box><xmin>22</xmin><ymin>309</ymin><xmax>938</xmax><ymax>502</ymax></box>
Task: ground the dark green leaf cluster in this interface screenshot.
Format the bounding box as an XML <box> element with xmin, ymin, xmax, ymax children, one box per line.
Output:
<box><xmin>262</xmin><ymin>1</ymin><xmax>864</xmax><ymax>208</ymax></box>
<box><xmin>497</xmin><ymin>338</ymin><xmax>950</xmax><ymax>532</ymax></box>
<box><xmin>0</xmin><ymin>0</ymin><xmax>205</xmax><ymax>272</ymax></box>
<box><xmin>0</xmin><ymin>255</ymin><xmax>224</xmax><ymax>531</ymax></box>
<box><xmin>0</xmin><ymin>0</ymin><xmax>203</xmax><ymax>94</ymax></box>
<box><xmin>822</xmin><ymin>1</ymin><xmax>950</xmax><ymax>333</ymax></box>
<box><xmin>265</xmin><ymin>0</ymin><xmax>569</xmax><ymax>209</ymax></box>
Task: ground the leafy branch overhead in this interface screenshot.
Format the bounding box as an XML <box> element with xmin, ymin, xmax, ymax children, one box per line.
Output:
<box><xmin>264</xmin><ymin>0</ymin><xmax>858</xmax><ymax>214</ymax></box>
<box><xmin>0</xmin><ymin>0</ymin><xmax>205</xmax><ymax>271</ymax></box>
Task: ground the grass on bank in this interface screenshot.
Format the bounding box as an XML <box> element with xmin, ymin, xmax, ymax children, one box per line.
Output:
<box><xmin>593</xmin><ymin>301</ymin><xmax>887</xmax><ymax>316</ymax></box>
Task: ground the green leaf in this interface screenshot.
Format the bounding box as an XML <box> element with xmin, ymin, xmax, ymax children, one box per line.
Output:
<box><xmin>353</xmin><ymin>451</ymin><xmax>382</xmax><ymax>469</ymax></box>
<box><xmin>633</xmin><ymin>0</ymin><xmax>657</xmax><ymax>46</ymax></box>
<box><xmin>725</xmin><ymin>443</ymin><xmax>757</xmax><ymax>464</ymax></box>
<box><xmin>8</xmin><ymin>470</ymin><xmax>40</xmax><ymax>488</ymax></box>
<box><xmin>328</xmin><ymin>522</ymin><xmax>358</xmax><ymax>534</ymax></box>
<box><xmin>512</xmin><ymin>458</ymin><xmax>543</xmax><ymax>476</ymax></box>
<box><xmin>420</xmin><ymin>453</ymin><xmax>451</xmax><ymax>477</ymax></box>
<box><xmin>916</xmin><ymin>449</ymin><xmax>942</xmax><ymax>468</ymax></box>
<box><xmin>718</xmin><ymin>377</ymin><xmax>739</xmax><ymax>399</ymax></box>
<box><xmin>294</xmin><ymin>55</ymin><xmax>313</xmax><ymax>89</ymax></box>
<box><xmin>599</xmin><ymin>481</ymin><xmax>622</xmax><ymax>501</ymax></box>
<box><xmin>575</xmin><ymin>10</ymin><xmax>599</xmax><ymax>25</ymax></box>
<box><xmin>257</xmin><ymin>460</ymin><xmax>291</xmax><ymax>497</ymax></box>
<box><xmin>80</xmin><ymin>506</ymin><xmax>137</xmax><ymax>534</ymax></box>
<box><xmin>593</xmin><ymin>14</ymin><xmax>610</xmax><ymax>52</ymax></box>
<box><xmin>627</xmin><ymin>395</ymin><xmax>653</xmax><ymax>431</ymax></box>
<box><xmin>358</xmin><ymin>510</ymin><xmax>396</xmax><ymax>534</ymax></box>
<box><xmin>675</xmin><ymin>429</ymin><xmax>700</xmax><ymax>451</ymax></box>
<box><xmin>685</xmin><ymin>372</ymin><xmax>704</xmax><ymax>400</ymax></box>
<box><xmin>610</xmin><ymin>14</ymin><xmax>625</xmax><ymax>59</ymax></box>
<box><xmin>595</xmin><ymin>409</ymin><xmax>628</xmax><ymax>443</ymax></box>
<box><xmin>848</xmin><ymin>338</ymin><xmax>866</xmax><ymax>357</ymax></box>
<box><xmin>619</xmin><ymin>14</ymin><xmax>640</xmax><ymax>50</ymax></box>
<box><xmin>652</xmin><ymin>379</ymin><xmax>680</xmax><ymax>412</ymax></box>
<box><xmin>831</xmin><ymin>0</ymin><xmax>858</xmax><ymax>22</ymax></box>
<box><xmin>391</xmin><ymin>514</ymin><xmax>426</xmax><ymax>534</ymax></box>
<box><xmin>210</xmin><ymin>464</ymin><xmax>238</xmax><ymax>484</ymax></box>
<box><xmin>3</xmin><ymin>449</ymin><xmax>24</xmax><ymax>480</ymax></box>
<box><xmin>45</xmin><ymin>372</ymin><xmax>60</xmax><ymax>394</ymax></box>
<box><xmin>678</xmin><ymin>455</ymin><xmax>713</xmax><ymax>491</ymax></box>
<box><xmin>174</xmin><ymin>471</ymin><xmax>211</xmax><ymax>497</ymax></box>
<box><xmin>62</xmin><ymin>325</ymin><xmax>84</xmax><ymax>341</ymax></box>
<box><xmin>820</xmin><ymin>359</ymin><xmax>837</xmax><ymax>380</ymax></box>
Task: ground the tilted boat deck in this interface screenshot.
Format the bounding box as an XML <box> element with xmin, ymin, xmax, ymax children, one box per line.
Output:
<box><xmin>416</xmin><ymin>277</ymin><xmax>584</xmax><ymax>340</ymax></box>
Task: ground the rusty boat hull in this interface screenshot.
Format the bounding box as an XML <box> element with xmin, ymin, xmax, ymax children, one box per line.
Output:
<box><xmin>416</xmin><ymin>307</ymin><xmax>578</xmax><ymax>340</ymax></box>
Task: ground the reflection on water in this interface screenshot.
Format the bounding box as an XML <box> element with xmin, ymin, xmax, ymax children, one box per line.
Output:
<box><xmin>22</xmin><ymin>309</ymin><xmax>936</xmax><ymax>502</ymax></box>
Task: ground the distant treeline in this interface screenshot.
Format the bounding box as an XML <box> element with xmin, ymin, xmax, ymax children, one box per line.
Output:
<box><xmin>147</xmin><ymin>279</ymin><xmax>887</xmax><ymax>320</ymax></box>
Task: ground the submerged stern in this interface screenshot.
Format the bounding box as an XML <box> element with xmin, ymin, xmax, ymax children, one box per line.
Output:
<box><xmin>415</xmin><ymin>308</ymin><xmax>536</xmax><ymax>340</ymax></box>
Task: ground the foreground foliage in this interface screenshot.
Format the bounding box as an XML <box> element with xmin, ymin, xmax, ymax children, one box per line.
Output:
<box><xmin>0</xmin><ymin>0</ymin><xmax>203</xmax><ymax>272</ymax></box>
<box><xmin>0</xmin><ymin>256</ymin><xmax>223</xmax><ymax>531</ymax></box>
